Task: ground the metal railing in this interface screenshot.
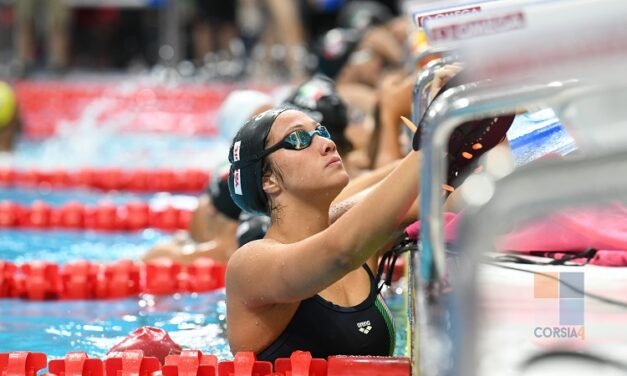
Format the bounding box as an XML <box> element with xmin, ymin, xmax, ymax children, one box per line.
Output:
<box><xmin>413</xmin><ymin>80</ymin><xmax>627</xmax><ymax>375</ymax></box>
<box><xmin>411</xmin><ymin>54</ymin><xmax>459</xmax><ymax>126</ymax></box>
<box><xmin>409</xmin><ymin>0</ymin><xmax>627</xmax><ymax>369</ymax></box>
<box><xmin>414</xmin><ymin>78</ymin><xmax>627</xmax><ymax>375</ymax></box>
<box><xmin>414</xmin><ymin>78</ymin><xmax>590</xmax><ymax>375</ymax></box>
<box><xmin>455</xmin><ymin>143</ymin><xmax>627</xmax><ymax>375</ymax></box>
<box><xmin>418</xmin><ymin>79</ymin><xmax>593</xmax><ymax>281</ymax></box>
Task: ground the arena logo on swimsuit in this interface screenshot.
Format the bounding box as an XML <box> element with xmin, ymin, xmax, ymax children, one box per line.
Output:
<box><xmin>532</xmin><ymin>272</ymin><xmax>585</xmax><ymax>340</ymax></box>
<box><xmin>357</xmin><ymin>320</ymin><xmax>372</xmax><ymax>334</ymax></box>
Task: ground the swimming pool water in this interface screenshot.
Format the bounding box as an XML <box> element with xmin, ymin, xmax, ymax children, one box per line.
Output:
<box><xmin>0</xmin><ymin>290</ymin><xmax>232</xmax><ymax>360</ymax></box>
<box><xmin>1</xmin><ymin>276</ymin><xmax>407</xmax><ymax>360</ymax></box>
<box><xmin>0</xmin><ymin>109</ymin><xmax>573</xmax><ymax>360</ymax></box>
<box><xmin>0</xmin><ymin>228</ymin><xmax>408</xmax><ymax>359</ymax></box>
<box><xmin>508</xmin><ymin>109</ymin><xmax>577</xmax><ymax>164</ymax></box>
<box><xmin>0</xmin><ymin>288</ymin><xmax>408</xmax><ymax>360</ymax></box>
<box><xmin>0</xmin><ymin>229</ymin><xmax>168</xmax><ymax>264</ymax></box>
<box><xmin>0</xmin><ymin>187</ymin><xmax>198</xmax><ymax>211</ymax></box>
<box><xmin>1</xmin><ymin>134</ymin><xmax>230</xmax><ymax>172</ymax></box>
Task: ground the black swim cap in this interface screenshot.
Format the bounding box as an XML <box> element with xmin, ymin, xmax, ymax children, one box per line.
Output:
<box><xmin>315</xmin><ymin>28</ymin><xmax>361</xmax><ymax>79</ymax></box>
<box><xmin>281</xmin><ymin>74</ymin><xmax>350</xmax><ymax>153</ymax></box>
<box><xmin>338</xmin><ymin>1</ymin><xmax>393</xmax><ymax>32</ymax></box>
<box><xmin>228</xmin><ymin>108</ymin><xmax>288</xmax><ymax>216</ymax></box>
<box><xmin>208</xmin><ymin>163</ymin><xmax>241</xmax><ymax>221</ymax></box>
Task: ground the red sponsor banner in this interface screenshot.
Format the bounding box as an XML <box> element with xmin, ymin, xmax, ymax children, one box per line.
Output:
<box><xmin>414</xmin><ymin>6</ymin><xmax>482</xmax><ymax>27</ymax></box>
<box><xmin>430</xmin><ymin>11</ymin><xmax>525</xmax><ymax>42</ymax></box>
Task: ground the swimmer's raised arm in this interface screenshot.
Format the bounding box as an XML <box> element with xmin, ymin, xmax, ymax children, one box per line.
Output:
<box><xmin>332</xmin><ymin>159</ymin><xmax>401</xmax><ymax>203</ymax></box>
<box><xmin>227</xmin><ymin>149</ymin><xmax>420</xmax><ymax>306</ymax></box>
<box><xmin>374</xmin><ymin>73</ymin><xmax>415</xmax><ymax>168</ymax></box>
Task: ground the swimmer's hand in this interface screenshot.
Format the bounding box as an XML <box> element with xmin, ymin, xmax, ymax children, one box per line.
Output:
<box><xmin>428</xmin><ymin>63</ymin><xmax>464</xmax><ymax>104</ymax></box>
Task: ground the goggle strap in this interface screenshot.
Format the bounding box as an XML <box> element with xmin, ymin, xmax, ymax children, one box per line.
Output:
<box><xmin>234</xmin><ymin>141</ymin><xmax>289</xmax><ymax>168</ymax></box>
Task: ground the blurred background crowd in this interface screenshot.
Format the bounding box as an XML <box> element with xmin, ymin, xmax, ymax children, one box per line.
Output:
<box><xmin>0</xmin><ymin>0</ymin><xmax>406</xmax><ymax>81</ymax></box>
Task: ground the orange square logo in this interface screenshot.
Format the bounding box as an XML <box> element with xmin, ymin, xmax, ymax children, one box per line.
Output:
<box><xmin>534</xmin><ymin>272</ymin><xmax>558</xmax><ymax>299</ymax></box>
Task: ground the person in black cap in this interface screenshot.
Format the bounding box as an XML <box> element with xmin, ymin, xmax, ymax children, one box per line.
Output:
<box><xmin>283</xmin><ymin>74</ymin><xmax>392</xmax><ymax>177</ymax></box>
<box><xmin>313</xmin><ymin>0</ymin><xmax>406</xmax><ymax>90</ymax></box>
<box><xmin>280</xmin><ymin>74</ymin><xmax>356</xmax><ymax>167</ymax></box>
<box><xmin>142</xmin><ymin>164</ymin><xmax>239</xmax><ymax>265</ymax></box>
<box><xmin>225</xmin><ymin>107</ymin><xmax>422</xmax><ymax>361</ymax></box>
<box><xmin>315</xmin><ymin>26</ymin><xmax>403</xmax><ymax>89</ymax></box>
<box><xmin>312</xmin><ymin>19</ymin><xmax>408</xmax><ymax>174</ymax></box>
<box><xmin>224</xmin><ymin>60</ymin><xmax>518</xmax><ymax>359</ymax></box>
<box><xmin>142</xmin><ymin>163</ymin><xmax>269</xmax><ymax>265</ymax></box>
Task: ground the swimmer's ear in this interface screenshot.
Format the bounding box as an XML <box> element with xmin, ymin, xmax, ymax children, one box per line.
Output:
<box><xmin>262</xmin><ymin>173</ymin><xmax>281</xmax><ymax>196</ymax></box>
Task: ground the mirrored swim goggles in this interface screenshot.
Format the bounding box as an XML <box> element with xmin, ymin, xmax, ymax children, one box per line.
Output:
<box><xmin>256</xmin><ymin>125</ymin><xmax>332</xmax><ymax>160</ymax></box>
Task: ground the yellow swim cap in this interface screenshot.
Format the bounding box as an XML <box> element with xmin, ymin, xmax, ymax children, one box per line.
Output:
<box><xmin>0</xmin><ymin>81</ymin><xmax>17</xmax><ymax>129</ymax></box>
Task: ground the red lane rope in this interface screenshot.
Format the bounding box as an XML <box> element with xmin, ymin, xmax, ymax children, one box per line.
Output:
<box><xmin>0</xmin><ymin>350</ymin><xmax>411</xmax><ymax>375</ymax></box>
<box><xmin>15</xmin><ymin>81</ymin><xmax>277</xmax><ymax>139</ymax></box>
<box><xmin>0</xmin><ymin>168</ymin><xmax>210</xmax><ymax>193</ymax></box>
<box><xmin>16</xmin><ymin>82</ymin><xmax>225</xmax><ymax>139</ymax></box>
<box><xmin>0</xmin><ymin>258</ymin><xmax>225</xmax><ymax>300</ymax></box>
<box><xmin>0</xmin><ymin>200</ymin><xmax>192</xmax><ymax>231</ymax></box>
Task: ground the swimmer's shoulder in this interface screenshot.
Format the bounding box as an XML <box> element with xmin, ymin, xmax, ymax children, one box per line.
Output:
<box><xmin>227</xmin><ymin>238</ymin><xmax>281</xmax><ymax>275</ymax></box>
<box><xmin>226</xmin><ymin>238</ymin><xmax>284</xmax><ymax>298</ymax></box>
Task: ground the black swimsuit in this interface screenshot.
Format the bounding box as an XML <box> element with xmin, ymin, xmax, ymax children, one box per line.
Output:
<box><xmin>256</xmin><ymin>264</ymin><xmax>396</xmax><ymax>362</ymax></box>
